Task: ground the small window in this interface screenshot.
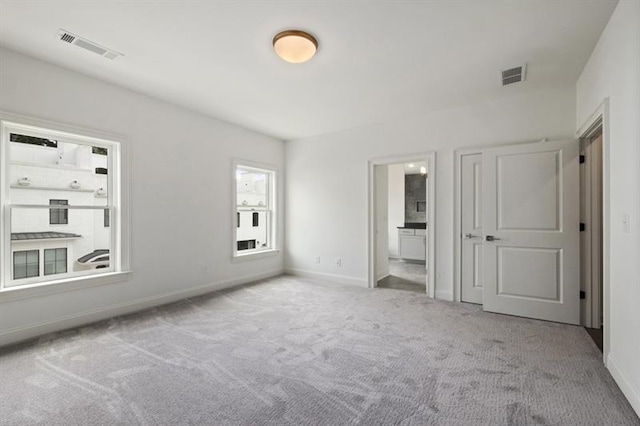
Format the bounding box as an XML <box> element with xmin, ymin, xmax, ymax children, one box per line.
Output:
<box><xmin>104</xmin><ymin>208</ymin><xmax>110</xmax><ymax>227</ymax></box>
<box><xmin>235</xmin><ymin>162</ymin><xmax>276</xmax><ymax>256</ymax></box>
<box><xmin>10</xmin><ymin>133</ymin><xmax>57</xmax><ymax>148</ymax></box>
<box><xmin>92</xmin><ymin>146</ymin><xmax>108</xmax><ymax>155</ymax></box>
<box><xmin>95</xmin><ymin>167</ymin><xmax>108</xmax><ymax>175</ymax></box>
<box><xmin>237</xmin><ymin>240</ymin><xmax>256</xmax><ymax>251</ymax></box>
<box><xmin>13</xmin><ymin>250</ymin><xmax>39</xmax><ymax>280</ymax></box>
<box><xmin>44</xmin><ymin>248</ymin><xmax>67</xmax><ymax>276</ymax></box>
<box><xmin>49</xmin><ymin>199</ymin><xmax>69</xmax><ymax>225</ymax></box>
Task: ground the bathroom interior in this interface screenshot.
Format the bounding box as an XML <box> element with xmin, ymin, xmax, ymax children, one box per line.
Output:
<box><xmin>377</xmin><ymin>161</ymin><xmax>428</xmax><ymax>292</ymax></box>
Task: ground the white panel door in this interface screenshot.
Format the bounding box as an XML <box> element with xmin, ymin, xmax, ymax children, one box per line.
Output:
<box><xmin>461</xmin><ymin>154</ymin><xmax>484</xmax><ymax>304</ymax></box>
<box><xmin>482</xmin><ymin>140</ymin><xmax>580</xmax><ymax>325</ymax></box>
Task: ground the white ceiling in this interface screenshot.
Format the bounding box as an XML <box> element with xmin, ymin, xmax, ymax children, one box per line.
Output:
<box><xmin>0</xmin><ymin>1</ymin><xmax>617</xmax><ymax>141</ymax></box>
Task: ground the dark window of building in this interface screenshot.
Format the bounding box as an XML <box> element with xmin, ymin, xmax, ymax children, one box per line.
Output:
<box><xmin>49</xmin><ymin>199</ymin><xmax>68</xmax><ymax>225</ymax></box>
<box><xmin>92</xmin><ymin>146</ymin><xmax>108</xmax><ymax>155</ymax></box>
<box><xmin>95</xmin><ymin>167</ymin><xmax>108</xmax><ymax>175</ymax></box>
<box><xmin>104</xmin><ymin>209</ymin><xmax>110</xmax><ymax>227</ymax></box>
<box><xmin>237</xmin><ymin>212</ymin><xmax>240</xmax><ymax>228</ymax></box>
<box><xmin>237</xmin><ymin>240</ymin><xmax>256</xmax><ymax>251</ymax></box>
<box><xmin>13</xmin><ymin>250</ymin><xmax>39</xmax><ymax>279</ymax></box>
<box><xmin>10</xmin><ymin>133</ymin><xmax>57</xmax><ymax>148</ymax></box>
<box><xmin>252</xmin><ymin>212</ymin><xmax>259</xmax><ymax>227</ymax></box>
<box><xmin>44</xmin><ymin>248</ymin><xmax>67</xmax><ymax>276</ymax></box>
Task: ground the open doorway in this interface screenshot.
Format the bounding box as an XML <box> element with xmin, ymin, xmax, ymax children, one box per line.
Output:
<box><xmin>368</xmin><ymin>153</ymin><xmax>436</xmax><ymax>296</ymax></box>
<box><xmin>378</xmin><ymin>161</ymin><xmax>428</xmax><ymax>292</ymax></box>
<box><xmin>580</xmin><ymin>125</ymin><xmax>604</xmax><ymax>352</ymax></box>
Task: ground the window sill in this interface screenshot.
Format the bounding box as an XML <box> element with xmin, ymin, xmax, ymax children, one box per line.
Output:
<box><xmin>232</xmin><ymin>249</ymin><xmax>280</xmax><ymax>262</ymax></box>
<box><xmin>0</xmin><ymin>271</ymin><xmax>132</xmax><ymax>303</ymax></box>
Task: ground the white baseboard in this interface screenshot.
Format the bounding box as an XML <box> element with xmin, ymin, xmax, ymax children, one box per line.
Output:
<box><xmin>0</xmin><ymin>269</ymin><xmax>283</xmax><ymax>348</ymax></box>
<box><xmin>435</xmin><ymin>290</ymin><xmax>454</xmax><ymax>301</ymax></box>
<box><xmin>285</xmin><ymin>268</ymin><xmax>368</xmax><ymax>288</ymax></box>
<box><xmin>607</xmin><ymin>353</ymin><xmax>640</xmax><ymax>417</ymax></box>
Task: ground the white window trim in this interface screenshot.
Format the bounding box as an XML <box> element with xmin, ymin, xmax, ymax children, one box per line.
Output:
<box><xmin>0</xmin><ymin>111</ymin><xmax>131</xmax><ymax>301</ymax></box>
<box><xmin>232</xmin><ymin>159</ymin><xmax>278</xmax><ymax>260</ymax></box>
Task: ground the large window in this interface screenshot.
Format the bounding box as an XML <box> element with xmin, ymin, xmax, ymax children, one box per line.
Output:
<box><xmin>1</xmin><ymin>120</ymin><xmax>123</xmax><ymax>290</ymax></box>
<box><xmin>234</xmin><ymin>162</ymin><xmax>276</xmax><ymax>257</ymax></box>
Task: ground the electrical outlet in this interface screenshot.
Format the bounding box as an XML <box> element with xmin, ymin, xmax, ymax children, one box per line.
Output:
<box><xmin>315</xmin><ymin>256</ymin><xmax>321</xmax><ymax>264</ymax></box>
<box><xmin>336</xmin><ymin>258</ymin><xmax>342</xmax><ymax>267</ymax></box>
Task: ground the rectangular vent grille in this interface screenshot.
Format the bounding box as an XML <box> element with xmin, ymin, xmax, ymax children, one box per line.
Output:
<box><xmin>503</xmin><ymin>75</ymin><xmax>522</xmax><ymax>85</ymax></box>
<box><xmin>501</xmin><ymin>65</ymin><xmax>526</xmax><ymax>86</ymax></box>
<box><xmin>56</xmin><ymin>29</ymin><xmax>122</xmax><ymax>60</ymax></box>
<box><xmin>60</xmin><ymin>33</ymin><xmax>75</xmax><ymax>43</ymax></box>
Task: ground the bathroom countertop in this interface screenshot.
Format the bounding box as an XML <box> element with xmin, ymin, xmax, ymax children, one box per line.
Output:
<box><xmin>397</xmin><ymin>222</ymin><xmax>427</xmax><ymax>229</ymax></box>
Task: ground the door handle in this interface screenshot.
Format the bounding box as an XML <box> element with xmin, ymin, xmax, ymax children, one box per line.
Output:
<box><xmin>485</xmin><ymin>235</ymin><xmax>500</xmax><ymax>241</ymax></box>
<box><xmin>463</xmin><ymin>233</ymin><xmax>476</xmax><ymax>239</ymax></box>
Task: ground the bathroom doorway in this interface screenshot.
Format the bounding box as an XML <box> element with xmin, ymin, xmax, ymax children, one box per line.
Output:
<box><xmin>368</xmin><ymin>153</ymin><xmax>436</xmax><ymax>296</ymax></box>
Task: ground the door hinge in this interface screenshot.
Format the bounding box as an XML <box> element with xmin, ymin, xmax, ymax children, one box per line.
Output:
<box><xmin>580</xmin><ymin>290</ymin><xmax>586</xmax><ymax>299</ymax></box>
<box><xmin>580</xmin><ymin>155</ymin><xmax>586</xmax><ymax>164</ymax></box>
<box><xmin>580</xmin><ymin>223</ymin><xmax>586</xmax><ymax>232</ymax></box>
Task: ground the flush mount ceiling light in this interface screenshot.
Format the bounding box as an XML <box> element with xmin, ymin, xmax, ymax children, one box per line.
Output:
<box><xmin>273</xmin><ymin>30</ymin><xmax>318</xmax><ymax>63</ymax></box>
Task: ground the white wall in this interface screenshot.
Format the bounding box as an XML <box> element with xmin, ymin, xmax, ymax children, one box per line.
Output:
<box><xmin>576</xmin><ymin>0</ymin><xmax>640</xmax><ymax>415</ymax></box>
<box><xmin>387</xmin><ymin>164</ymin><xmax>404</xmax><ymax>257</ymax></box>
<box><xmin>0</xmin><ymin>47</ymin><xmax>285</xmax><ymax>345</ymax></box>
<box><xmin>285</xmin><ymin>86</ymin><xmax>575</xmax><ymax>292</ymax></box>
<box><xmin>374</xmin><ymin>165</ymin><xmax>389</xmax><ymax>281</ymax></box>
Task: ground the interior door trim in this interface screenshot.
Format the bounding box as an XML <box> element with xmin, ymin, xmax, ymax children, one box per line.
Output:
<box><xmin>577</xmin><ymin>97</ymin><xmax>610</xmax><ymax>365</ymax></box>
<box><xmin>366</xmin><ymin>151</ymin><xmax>436</xmax><ymax>298</ymax></box>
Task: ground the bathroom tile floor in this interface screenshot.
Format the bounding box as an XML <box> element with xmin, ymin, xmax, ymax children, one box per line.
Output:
<box><xmin>377</xmin><ymin>258</ymin><xmax>426</xmax><ymax>293</ymax></box>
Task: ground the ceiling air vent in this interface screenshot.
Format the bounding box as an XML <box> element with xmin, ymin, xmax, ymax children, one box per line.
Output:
<box><xmin>501</xmin><ymin>64</ymin><xmax>526</xmax><ymax>86</ymax></box>
<box><xmin>56</xmin><ymin>29</ymin><xmax>123</xmax><ymax>60</ymax></box>
<box><xmin>60</xmin><ymin>33</ymin><xmax>75</xmax><ymax>43</ymax></box>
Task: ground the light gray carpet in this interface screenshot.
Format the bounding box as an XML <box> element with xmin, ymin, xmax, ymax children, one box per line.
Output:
<box><xmin>0</xmin><ymin>275</ymin><xmax>638</xmax><ymax>425</ymax></box>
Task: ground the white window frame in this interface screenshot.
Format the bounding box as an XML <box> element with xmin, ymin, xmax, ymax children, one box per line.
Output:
<box><xmin>232</xmin><ymin>159</ymin><xmax>278</xmax><ymax>261</ymax></box>
<box><xmin>0</xmin><ymin>114</ymin><xmax>131</xmax><ymax>301</ymax></box>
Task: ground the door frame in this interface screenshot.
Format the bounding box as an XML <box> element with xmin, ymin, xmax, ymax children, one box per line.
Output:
<box><xmin>577</xmin><ymin>98</ymin><xmax>610</xmax><ymax>363</ymax></box>
<box><xmin>580</xmin><ymin>132</ymin><xmax>603</xmax><ymax>329</ymax></box>
<box><xmin>367</xmin><ymin>152</ymin><xmax>436</xmax><ymax>297</ymax></box>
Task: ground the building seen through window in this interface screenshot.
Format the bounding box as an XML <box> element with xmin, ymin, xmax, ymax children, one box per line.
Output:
<box><xmin>235</xmin><ymin>164</ymin><xmax>274</xmax><ymax>254</ymax></box>
<box><xmin>3</xmin><ymin>123</ymin><xmax>118</xmax><ymax>288</ymax></box>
